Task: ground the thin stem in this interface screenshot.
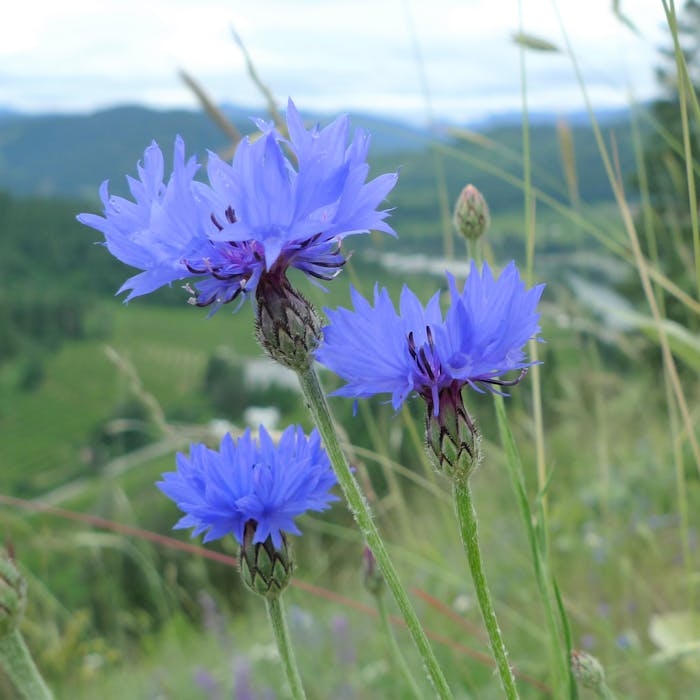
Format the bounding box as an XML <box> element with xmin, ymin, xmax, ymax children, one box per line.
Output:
<box><xmin>453</xmin><ymin>481</ymin><xmax>519</xmax><ymax>699</ymax></box>
<box><xmin>662</xmin><ymin>0</ymin><xmax>700</xmax><ymax>297</ymax></box>
<box><xmin>466</xmin><ymin>238</ymin><xmax>483</xmax><ymax>267</ymax></box>
<box><xmin>597</xmin><ymin>684</ymin><xmax>617</xmax><ymax>700</ymax></box>
<box><xmin>265</xmin><ymin>597</ymin><xmax>307</xmax><ymax>700</ymax></box>
<box><xmin>297</xmin><ymin>365</ymin><xmax>453</xmax><ymax>699</ymax></box>
<box><xmin>518</xmin><ymin>0</ymin><xmax>549</xmax><ymax>555</ymax></box>
<box><xmin>375</xmin><ymin>592</ymin><xmax>424</xmax><ymax>700</ymax></box>
<box><xmin>0</xmin><ymin>629</ymin><xmax>53</xmax><ymax>700</ymax></box>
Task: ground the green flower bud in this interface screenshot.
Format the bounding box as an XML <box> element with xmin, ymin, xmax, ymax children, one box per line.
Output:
<box><xmin>424</xmin><ymin>383</ymin><xmax>481</xmax><ymax>483</ymax></box>
<box><xmin>362</xmin><ymin>547</ymin><xmax>384</xmax><ymax>597</ymax></box>
<box><xmin>239</xmin><ymin>521</ymin><xmax>294</xmax><ymax>599</ymax></box>
<box><xmin>571</xmin><ymin>649</ymin><xmax>607</xmax><ymax>692</ymax></box>
<box><xmin>255</xmin><ymin>274</ymin><xmax>322</xmax><ymax>371</ymax></box>
<box><xmin>0</xmin><ymin>550</ymin><xmax>27</xmax><ymax>637</ymax></box>
<box><xmin>453</xmin><ymin>184</ymin><xmax>490</xmax><ymax>241</ymax></box>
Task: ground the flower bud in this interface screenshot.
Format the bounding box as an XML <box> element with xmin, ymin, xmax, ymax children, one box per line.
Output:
<box><xmin>0</xmin><ymin>550</ymin><xmax>27</xmax><ymax>637</ymax></box>
<box><xmin>571</xmin><ymin>649</ymin><xmax>608</xmax><ymax>693</ymax></box>
<box><xmin>255</xmin><ymin>274</ymin><xmax>322</xmax><ymax>371</ymax></box>
<box><xmin>424</xmin><ymin>383</ymin><xmax>481</xmax><ymax>483</ymax></box>
<box><xmin>453</xmin><ymin>185</ymin><xmax>490</xmax><ymax>241</ymax></box>
<box><xmin>239</xmin><ymin>521</ymin><xmax>294</xmax><ymax>599</ymax></box>
<box><xmin>362</xmin><ymin>547</ymin><xmax>384</xmax><ymax>597</ymax></box>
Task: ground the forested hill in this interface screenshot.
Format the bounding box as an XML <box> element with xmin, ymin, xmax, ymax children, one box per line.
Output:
<box><xmin>0</xmin><ymin>104</ymin><xmax>641</xmax><ymax>211</ymax></box>
<box><xmin>0</xmin><ymin>105</ymin><xmax>431</xmax><ymax>199</ymax></box>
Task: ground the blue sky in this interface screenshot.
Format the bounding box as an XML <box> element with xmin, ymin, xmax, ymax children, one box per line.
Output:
<box><xmin>2</xmin><ymin>0</ymin><xmax>669</xmax><ymax>124</ymax></box>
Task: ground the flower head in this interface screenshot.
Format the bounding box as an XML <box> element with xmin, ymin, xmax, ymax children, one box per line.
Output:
<box><xmin>157</xmin><ymin>425</ymin><xmax>338</xmax><ymax>548</ymax></box>
<box><xmin>453</xmin><ymin>184</ymin><xmax>490</xmax><ymax>241</ymax></box>
<box><xmin>316</xmin><ymin>261</ymin><xmax>544</xmax><ymax>416</ymax></box>
<box><xmin>79</xmin><ymin>99</ymin><xmax>398</xmax><ymax>312</ymax></box>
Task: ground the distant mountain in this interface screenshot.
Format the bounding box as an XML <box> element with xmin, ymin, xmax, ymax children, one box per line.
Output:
<box><xmin>0</xmin><ymin>102</ymin><xmax>642</xmax><ymax>218</ymax></box>
<box><xmin>0</xmin><ymin>104</ymin><xmax>431</xmax><ymax>199</ymax></box>
<box><xmin>219</xmin><ymin>102</ymin><xmax>434</xmax><ymax>151</ymax></box>
<box><xmin>466</xmin><ymin>106</ymin><xmax>634</xmax><ymax>129</ymax></box>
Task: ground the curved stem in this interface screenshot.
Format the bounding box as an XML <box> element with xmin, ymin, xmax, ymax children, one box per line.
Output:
<box><xmin>265</xmin><ymin>597</ymin><xmax>307</xmax><ymax>700</ymax></box>
<box><xmin>297</xmin><ymin>365</ymin><xmax>453</xmax><ymax>699</ymax></box>
<box><xmin>0</xmin><ymin>629</ymin><xmax>53</xmax><ymax>699</ymax></box>
<box><xmin>453</xmin><ymin>481</ymin><xmax>519</xmax><ymax>699</ymax></box>
<box><xmin>375</xmin><ymin>592</ymin><xmax>424</xmax><ymax>700</ymax></box>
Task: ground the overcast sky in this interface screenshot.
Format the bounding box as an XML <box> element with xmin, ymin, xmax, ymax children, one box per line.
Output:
<box><xmin>1</xmin><ymin>0</ymin><xmax>670</xmax><ymax>124</ymax></box>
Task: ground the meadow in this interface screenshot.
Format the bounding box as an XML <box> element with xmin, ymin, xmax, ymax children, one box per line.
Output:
<box><xmin>1</xmin><ymin>6</ymin><xmax>700</xmax><ymax>698</ymax></box>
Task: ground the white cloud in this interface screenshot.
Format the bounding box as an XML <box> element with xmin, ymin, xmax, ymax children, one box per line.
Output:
<box><xmin>1</xmin><ymin>0</ymin><xmax>669</xmax><ymax>122</ymax></box>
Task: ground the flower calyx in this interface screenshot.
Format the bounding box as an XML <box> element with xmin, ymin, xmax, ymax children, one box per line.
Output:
<box><xmin>239</xmin><ymin>521</ymin><xmax>294</xmax><ymax>599</ymax></box>
<box><xmin>453</xmin><ymin>184</ymin><xmax>490</xmax><ymax>241</ymax></box>
<box><xmin>424</xmin><ymin>382</ymin><xmax>481</xmax><ymax>483</ymax></box>
<box><xmin>255</xmin><ymin>274</ymin><xmax>322</xmax><ymax>371</ymax></box>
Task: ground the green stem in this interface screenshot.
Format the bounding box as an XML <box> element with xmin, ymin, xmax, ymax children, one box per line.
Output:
<box><xmin>597</xmin><ymin>684</ymin><xmax>617</xmax><ymax>700</ymax></box>
<box><xmin>453</xmin><ymin>481</ymin><xmax>519</xmax><ymax>699</ymax></box>
<box><xmin>297</xmin><ymin>365</ymin><xmax>453</xmax><ymax>699</ymax></box>
<box><xmin>375</xmin><ymin>592</ymin><xmax>424</xmax><ymax>700</ymax></box>
<box><xmin>0</xmin><ymin>629</ymin><xmax>53</xmax><ymax>700</ymax></box>
<box><xmin>265</xmin><ymin>597</ymin><xmax>307</xmax><ymax>700</ymax></box>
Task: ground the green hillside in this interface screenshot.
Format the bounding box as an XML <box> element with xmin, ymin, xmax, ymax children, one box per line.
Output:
<box><xmin>0</xmin><ymin>104</ymin><xmax>642</xmax><ymax>211</ymax></box>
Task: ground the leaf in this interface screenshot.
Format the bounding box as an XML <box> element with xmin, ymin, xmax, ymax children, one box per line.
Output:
<box><xmin>512</xmin><ymin>32</ymin><xmax>560</xmax><ymax>53</ymax></box>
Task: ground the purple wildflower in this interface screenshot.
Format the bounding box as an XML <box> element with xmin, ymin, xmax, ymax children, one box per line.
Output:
<box><xmin>157</xmin><ymin>425</ymin><xmax>338</xmax><ymax>547</ymax></box>
<box><xmin>78</xmin><ymin>99</ymin><xmax>397</xmax><ymax>312</ymax></box>
<box><xmin>316</xmin><ymin>261</ymin><xmax>544</xmax><ymax>417</ymax></box>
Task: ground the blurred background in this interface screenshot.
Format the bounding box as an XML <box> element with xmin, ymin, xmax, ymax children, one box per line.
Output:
<box><xmin>2</xmin><ymin>1</ymin><xmax>700</xmax><ymax>698</ymax></box>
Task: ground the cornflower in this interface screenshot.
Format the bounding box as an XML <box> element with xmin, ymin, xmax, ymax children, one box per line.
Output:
<box><xmin>157</xmin><ymin>425</ymin><xmax>337</xmax><ymax>550</ymax></box>
<box><xmin>316</xmin><ymin>260</ymin><xmax>544</xmax><ymax>479</ymax></box>
<box><xmin>78</xmin><ymin>99</ymin><xmax>397</xmax><ymax>312</ymax></box>
<box><xmin>158</xmin><ymin>425</ymin><xmax>336</xmax><ymax>700</ymax></box>
<box><xmin>317</xmin><ymin>260</ymin><xmax>544</xmax><ymax>699</ymax></box>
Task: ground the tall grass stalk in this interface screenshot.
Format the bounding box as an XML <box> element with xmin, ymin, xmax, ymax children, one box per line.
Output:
<box><xmin>666</xmin><ymin>366</ymin><xmax>695</xmax><ymax>612</ymax></box>
<box><xmin>517</xmin><ymin>7</ymin><xmax>561</xmax><ymax>692</ymax></box>
<box><xmin>494</xmin><ymin>395</ymin><xmax>574</xmax><ymax>696</ymax></box>
<box><xmin>518</xmin><ymin>7</ymin><xmax>551</xmax><ymax>539</ymax></box>
<box><xmin>400</xmin><ymin>0</ymin><xmax>454</xmax><ymax>262</ymax></box>
<box><xmin>662</xmin><ymin>0</ymin><xmax>700</xmax><ymax>296</ymax></box>
<box><xmin>630</xmin><ymin>101</ymin><xmax>664</xmax><ymax>309</ymax></box>
<box><xmin>551</xmin><ymin>1</ymin><xmax>700</xmax><ymax>479</ymax></box>
<box><xmin>374</xmin><ymin>591</ymin><xmax>424</xmax><ymax>700</ymax></box>
<box><xmin>630</xmin><ymin>95</ymin><xmax>695</xmax><ymax>608</ymax></box>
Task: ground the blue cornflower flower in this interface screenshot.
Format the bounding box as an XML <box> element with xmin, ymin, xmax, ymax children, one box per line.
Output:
<box><xmin>78</xmin><ymin>99</ymin><xmax>398</xmax><ymax>311</ymax></box>
<box><xmin>157</xmin><ymin>425</ymin><xmax>338</xmax><ymax>548</ymax></box>
<box><xmin>316</xmin><ymin>261</ymin><xmax>544</xmax><ymax>417</ymax></box>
